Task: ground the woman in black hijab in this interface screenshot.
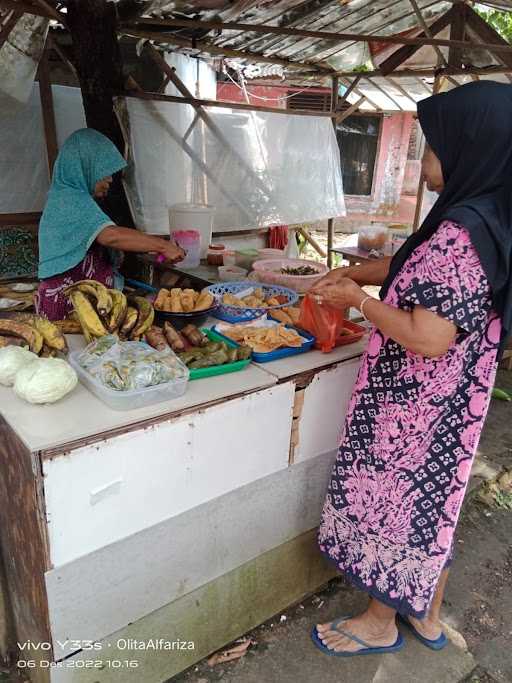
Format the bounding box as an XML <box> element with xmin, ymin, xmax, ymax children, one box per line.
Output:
<box><xmin>308</xmin><ymin>81</ymin><xmax>511</xmax><ymax>657</ymax></box>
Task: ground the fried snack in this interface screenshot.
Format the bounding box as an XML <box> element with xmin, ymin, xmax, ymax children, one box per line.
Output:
<box><xmin>163</xmin><ymin>322</ymin><xmax>186</xmax><ymax>352</ymax></box>
<box><xmin>223</xmin><ymin>324</ymin><xmax>302</xmax><ymax>353</ymax></box>
<box><xmin>154</xmin><ymin>289</ymin><xmax>169</xmax><ymax>311</ymax></box>
<box><xmin>193</xmin><ymin>291</ymin><xmax>214</xmax><ymax>312</ymax></box>
<box><xmin>287</xmin><ymin>307</ymin><xmax>301</xmax><ymax>325</ymax></box>
<box><xmin>170</xmin><ymin>288</ymin><xmax>183</xmax><ymax>313</ymax></box>
<box><xmin>145</xmin><ymin>326</ymin><xmax>169</xmax><ymax>352</ymax></box>
<box><xmin>182</xmin><ymin>324</ymin><xmax>209</xmax><ymax>347</ymax></box>
<box><xmin>181</xmin><ymin>289</ymin><xmax>196</xmax><ymax>313</ymax></box>
<box><xmin>270</xmin><ymin>309</ymin><xmax>293</xmax><ymax>325</ymax></box>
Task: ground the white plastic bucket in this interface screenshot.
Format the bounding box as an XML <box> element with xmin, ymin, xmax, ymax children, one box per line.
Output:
<box><xmin>169</xmin><ymin>204</ymin><xmax>215</xmax><ymax>259</ymax></box>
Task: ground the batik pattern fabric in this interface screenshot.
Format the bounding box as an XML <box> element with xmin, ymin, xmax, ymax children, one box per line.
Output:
<box><xmin>35</xmin><ymin>243</ymin><xmax>113</xmax><ymax>321</ymax></box>
<box><xmin>318</xmin><ymin>221</ymin><xmax>501</xmax><ymax>617</ymax></box>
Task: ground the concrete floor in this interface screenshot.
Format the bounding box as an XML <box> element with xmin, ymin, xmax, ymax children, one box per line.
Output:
<box><xmin>172</xmin><ymin>369</ymin><xmax>512</xmax><ymax>683</ymax></box>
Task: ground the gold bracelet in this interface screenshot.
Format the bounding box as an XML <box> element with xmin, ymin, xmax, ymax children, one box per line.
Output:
<box><xmin>359</xmin><ymin>295</ymin><xmax>374</xmax><ymax>321</ymax></box>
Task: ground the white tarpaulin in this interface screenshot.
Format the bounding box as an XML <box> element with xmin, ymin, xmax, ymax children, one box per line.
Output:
<box><xmin>123</xmin><ymin>98</ymin><xmax>346</xmax><ymax>233</ymax></box>
<box><xmin>0</xmin><ymin>84</ymin><xmax>86</xmax><ymax>213</ymax></box>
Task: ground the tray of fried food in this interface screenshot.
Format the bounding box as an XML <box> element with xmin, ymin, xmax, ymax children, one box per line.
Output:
<box><xmin>153</xmin><ymin>287</ymin><xmax>215</xmax><ymax>314</ymax></box>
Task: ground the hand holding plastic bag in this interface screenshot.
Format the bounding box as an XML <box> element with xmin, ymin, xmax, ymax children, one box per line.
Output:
<box><xmin>298</xmin><ymin>294</ymin><xmax>346</xmax><ymax>353</ymax></box>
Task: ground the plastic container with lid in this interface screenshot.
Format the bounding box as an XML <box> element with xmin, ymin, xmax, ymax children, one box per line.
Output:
<box><xmin>218</xmin><ymin>265</ymin><xmax>248</xmax><ymax>282</ymax></box>
<box><xmin>357</xmin><ymin>224</ymin><xmax>388</xmax><ymax>253</ymax></box>
<box><xmin>207</xmin><ymin>243</ymin><xmax>226</xmax><ymax>266</ymax></box>
<box><xmin>68</xmin><ymin>350</ymin><xmax>189</xmax><ymax>411</ymax></box>
<box><xmin>169</xmin><ymin>203</ymin><xmax>215</xmax><ymax>258</ymax></box>
<box><xmin>170</xmin><ymin>230</ymin><xmax>201</xmax><ymax>268</ymax></box>
<box><xmin>223</xmin><ymin>250</ymin><xmax>236</xmax><ymax>267</ymax></box>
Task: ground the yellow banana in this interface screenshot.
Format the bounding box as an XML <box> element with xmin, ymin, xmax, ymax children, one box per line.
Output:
<box><xmin>119</xmin><ymin>307</ymin><xmax>138</xmax><ymax>339</ymax></box>
<box><xmin>0</xmin><ymin>321</ymin><xmax>43</xmax><ymax>354</ymax></box>
<box><xmin>70</xmin><ymin>291</ymin><xmax>108</xmax><ymax>339</ymax></box>
<box><xmin>31</xmin><ymin>316</ymin><xmax>68</xmax><ymax>352</ymax></box>
<box><xmin>64</xmin><ymin>280</ymin><xmax>113</xmax><ymax>317</ymax></box>
<box><xmin>129</xmin><ymin>296</ymin><xmax>155</xmax><ymax>339</ymax></box>
<box><xmin>107</xmin><ymin>289</ymin><xmax>128</xmax><ymax>333</ymax></box>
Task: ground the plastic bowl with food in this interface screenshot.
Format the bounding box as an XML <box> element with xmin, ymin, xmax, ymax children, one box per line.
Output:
<box><xmin>252</xmin><ymin>258</ymin><xmax>328</xmax><ymax>294</ymax></box>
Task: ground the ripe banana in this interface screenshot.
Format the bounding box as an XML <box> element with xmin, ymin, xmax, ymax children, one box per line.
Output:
<box><xmin>129</xmin><ymin>296</ymin><xmax>155</xmax><ymax>338</ymax></box>
<box><xmin>119</xmin><ymin>306</ymin><xmax>138</xmax><ymax>339</ymax></box>
<box><xmin>0</xmin><ymin>321</ymin><xmax>43</xmax><ymax>354</ymax></box>
<box><xmin>70</xmin><ymin>291</ymin><xmax>108</xmax><ymax>339</ymax></box>
<box><xmin>54</xmin><ymin>319</ymin><xmax>82</xmax><ymax>335</ymax></box>
<box><xmin>31</xmin><ymin>316</ymin><xmax>68</xmax><ymax>352</ymax></box>
<box><xmin>107</xmin><ymin>289</ymin><xmax>128</xmax><ymax>333</ymax></box>
<box><xmin>64</xmin><ymin>280</ymin><xmax>113</xmax><ymax>317</ymax></box>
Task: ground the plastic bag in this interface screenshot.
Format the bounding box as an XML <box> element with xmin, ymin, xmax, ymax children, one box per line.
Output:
<box><xmin>298</xmin><ymin>294</ymin><xmax>346</xmax><ymax>353</ymax></box>
<box><xmin>77</xmin><ymin>335</ymin><xmax>188</xmax><ymax>391</ymax></box>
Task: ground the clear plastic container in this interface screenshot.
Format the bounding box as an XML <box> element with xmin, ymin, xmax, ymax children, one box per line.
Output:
<box><xmin>68</xmin><ymin>350</ymin><xmax>189</xmax><ymax>411</ymax></box>
<box><xmin>223</xmin><ymin>250</ymin><xmax>236</xmax><ymax>266</ymax></box>
<box><xmin>357</xmin><ymin>225</ymin><xmax>388</xmax><ymax>252</ymax></box>
<box><xmin>171</xmin><ymin>230</ymin><xmax>201</xmax><ymax>268</ymax></box>
<box><xmin>235</xmin><ymin>249</ymin><xmax>260</xmax><ymax>271</ymax></box>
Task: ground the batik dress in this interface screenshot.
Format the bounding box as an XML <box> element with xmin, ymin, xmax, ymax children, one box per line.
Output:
<box><xmin>318</xmin><ymin>221</ymin><xmax>501</xmax><ymax>617</ymax></box>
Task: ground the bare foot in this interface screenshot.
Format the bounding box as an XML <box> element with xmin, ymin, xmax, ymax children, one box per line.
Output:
<box><xmin>315</xmin><ymin>613</ymin><xmax>398</xmax><ymax>654</ymax></box>
<box><xmin>407</xmin><ymin>615</ymin><xmax>443</xmax><ymax>641</ymax></box>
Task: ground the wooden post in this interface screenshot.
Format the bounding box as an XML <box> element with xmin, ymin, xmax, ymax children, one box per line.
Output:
<box><xmin>328</xmin><ymin>76</ymin><xmax>339</xmax><ymax>269</ymax></box>
<box><xmin>67</xmin><ymin>0</ymin><xmax>133</xmax><ymax>226</ymax></box>
<box><xmin>38</xmin><ymin>41</ymin><xmax>59</xmax><ymax>176</ymax></box>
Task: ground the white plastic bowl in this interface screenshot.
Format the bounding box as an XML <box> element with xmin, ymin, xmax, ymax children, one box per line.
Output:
<box><xmin>252</xmin><ymin>258</ymin><xmax>328</xmax><ymax>294</ymax></box>
<box><xmin>218</xmin><ymin>265</ymin><xmax>249</xmax><ymax>282</ymax></box>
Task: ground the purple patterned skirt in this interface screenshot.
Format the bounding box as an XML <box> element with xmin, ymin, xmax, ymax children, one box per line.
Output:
<box><xmin>36</xmin><ymin>244</ymin><xmax>114</xmax><ymax>321</ymax></box>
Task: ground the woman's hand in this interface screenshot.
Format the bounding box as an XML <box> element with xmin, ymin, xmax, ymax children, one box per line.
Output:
<box><xmin>312</xmin><ymin>278</ymin><xmax>366</xmax><ymax>311</ymax></box>
<box><xmin>162</xmin><ymin>241</ymin><xmax>186</xmax><ymax>264</ymax></box>
<box><xmin>311</xmin><ymin>267</ymin><xmax>355</xmax><ymax>292</ymax></box>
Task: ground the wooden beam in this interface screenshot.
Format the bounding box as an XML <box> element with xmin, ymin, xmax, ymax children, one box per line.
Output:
<box><xmin>121</xmin><ymin>90</ymin><xmax>337</xmax><ymax>118</ymax></box>
<box><xmin>121</xmin><ymin>10</ymin><xmax>512</xmax><ymax>55</ymax></box>
<box><xmin>328</xmin><ymin>75</ymin><xmax>339</xmax><ymax>269</ymax></box>
<box><xmin>121</xmin><ymin>27</ymin><xmax>333</xmax><ymax>73</ymax></box>
<box><xmin>38</xmin><ymin>40</ymin><xmax>58</xmax><ymax>174</ymax></box>
<box><xmin>146</xmin><ymin>45</ymin><xmax>273</xmax><ymax>199</ymax></box>
<box><xmin>465</xmin><ymin>5</ymin><xmax>512</xmax><ymax>70</ymax></box>
<box><xmin>0</xmin><ymin>0</ymin><xmax>50</xmax><ymax>18</ymax></box>
<box><xmin>0</xmin><ymin>8</ymin><xmax>21</xmax><ymax>50</ymax></box>
<box><xmin>408</xmin><ymin>0</ymin><xmax>447</xmax><ymax>68</ymax></box>
<box><xmin>336</xmin><ymin>97</ymin><xmax>366</xmax><ymax>123</ymax></box>
<box><xmin>336</xmin><ymin>76</ymin><xmax>361</xmax><ymax>109</ymax></box>
<box><xmin>365</xmin><ymin>76</ymin><xmax>404</xmax><ymax>111</ymax></box>
<box><xmin>32</xmin><ymin>0</ymin><xmax>66</xmax><ymax>27</ymax></box>
<box><xmin>339</xmin><ymin>77</ymin><xmax>380</xmax><ymax>111</ymax></box>
<box><xmin>448</xmin><ymin>2</ymin><xmax>466</xmax><ymax>68</ymax></box>
<box><xmin>379</xmin><ymin>8</ymin><xmax>455</xmax><ymax>75</ymax></box>
<box><xmin>333</xmin><ymin>64</ymin><xmax>512</xmax><ymax>78</ymax></box>
<box><xmin>49</xmin><ymin>36</ymin><xmax>78</xmax><ymax>79</ymax></box>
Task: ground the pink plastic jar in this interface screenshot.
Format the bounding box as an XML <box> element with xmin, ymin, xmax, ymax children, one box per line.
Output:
<box><xmin>171</xmin><ymin>230</ymin><xmax>201</xmax><ymax>268</ymax></box>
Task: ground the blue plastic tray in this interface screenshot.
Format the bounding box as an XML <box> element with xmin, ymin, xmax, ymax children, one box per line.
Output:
<box><xmin>206</xmin><ymin>281</ymin><xmax>299</xmax><ymax>324</ymax></box>
<box><xmin>212</xmin><ymin>323</ymin><xmax>316</xmax><ymax>363</ymax></box>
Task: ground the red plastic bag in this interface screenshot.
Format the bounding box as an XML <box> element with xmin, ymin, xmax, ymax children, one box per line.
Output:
<box><xmin>299</xmin><ymin>294</ymin><xmax>346</xmax><ymax>353</ymax></box>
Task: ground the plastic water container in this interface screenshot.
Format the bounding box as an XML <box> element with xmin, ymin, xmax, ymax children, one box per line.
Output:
<box><xmin>169</xmin><ymin>203</ymin><xmax>215</xmax><ymax>258</ymax></box>
<box><xmin>171</xmin><ymin>230</ymin><xmax>201</xmax><ymax>268</ymax></box>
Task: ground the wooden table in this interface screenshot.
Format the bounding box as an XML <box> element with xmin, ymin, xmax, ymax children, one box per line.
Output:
<box><xmin>331</xmin><ymin>245</ymin><xmax>393</xmax><ymax>266</ymax></box>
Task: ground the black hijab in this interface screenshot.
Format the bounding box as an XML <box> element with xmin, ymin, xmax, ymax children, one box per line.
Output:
<box><xmin>380</xmin><ymin>81</ymin><xmax>512</xmax><ymax>347</ymax></box>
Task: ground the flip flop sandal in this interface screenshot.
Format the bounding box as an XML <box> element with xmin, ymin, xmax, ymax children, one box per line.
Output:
<box><xmin>397</xmin><ymin>614</ymin><xmax>448</xmax><ymax>651</ymax></box>
<box><xmin>311</xmin><ymin>617</ymin><xmax>405</xmax><ymax>658</ymax></box>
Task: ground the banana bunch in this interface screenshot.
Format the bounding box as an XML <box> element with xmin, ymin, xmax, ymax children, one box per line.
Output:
<box><xmin>0</xmin><ymin>317</ymin><xmax>67</xmax><ymax>356</ymax></box>
<box><xmin>64</xmin><ymin>280</ymin><xmax>154</xmax><ymax>343</ymax></box>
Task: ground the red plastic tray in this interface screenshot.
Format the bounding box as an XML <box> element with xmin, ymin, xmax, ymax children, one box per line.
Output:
<box><xmin>314</xmin><ymin>319</ymin><xmax>366</xmax><ymax>351</ymax></box>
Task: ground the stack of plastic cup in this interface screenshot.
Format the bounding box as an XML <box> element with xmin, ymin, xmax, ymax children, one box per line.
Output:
<box><xmin>171</xmin><ymin>230</ymin><xmax>201</xmax><ymax>268</ymax></box>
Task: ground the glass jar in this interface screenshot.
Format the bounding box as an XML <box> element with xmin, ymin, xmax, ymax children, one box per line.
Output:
<box><xmin>207</xmin><ymin>244</ymin><xmax>226</xmax><ymax>266</ymax></box>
